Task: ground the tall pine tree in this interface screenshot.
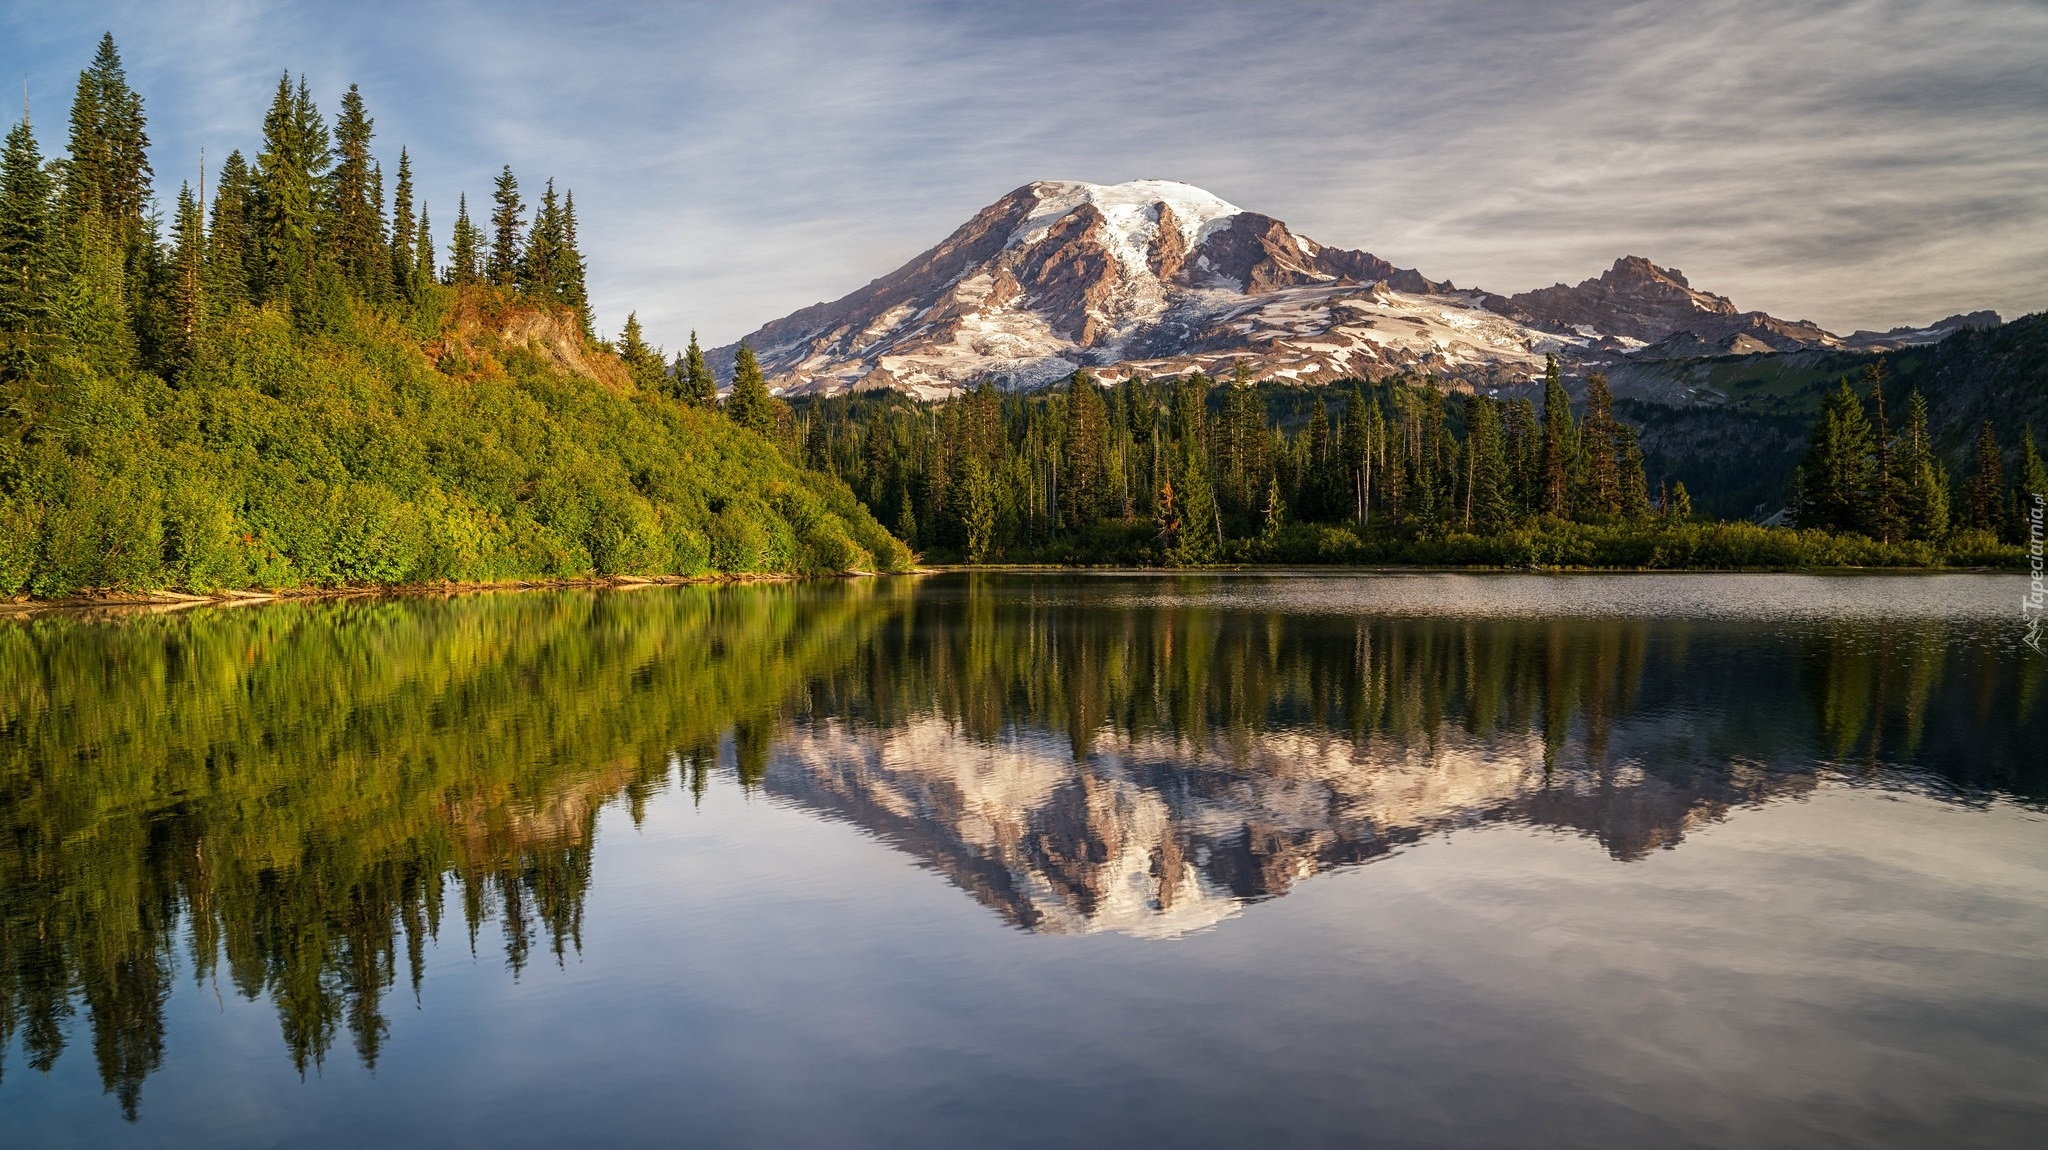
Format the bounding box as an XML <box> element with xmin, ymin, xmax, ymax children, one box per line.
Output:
<box><xmin>726</xmin><ymin>341</ymin><xmax>775</xmax><ymax>435</ymax></box>
<box><xmin>388</xmin><ymin>147</ymin><xmax>416</xmax><ymax>297</ymax></box>
<box><xmin>0</xmin><ymin>113</ymin><xmax>57</xmax><ymax>384</ymax></box>
<box><xmin>487</xmin><ymin>165</ymin><xmax>523</xmax><ymax>286</ymax></box>
<box><xmin>253</xmin><ymin>74</ymin><xmax>331</xmax><ymax>304</ymax></box>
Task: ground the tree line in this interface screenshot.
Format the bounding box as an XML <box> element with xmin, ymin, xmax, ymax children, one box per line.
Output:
<box><xmin>784</xmin><ymin>357</ymin><xmax>1707</xmax><ymax>565</ymax></box>
<box><xmin>0</xmin><ymin>33</ymin><xmax>594</xmax><ymax>394</ymax></box>
<box><xmin>0</xmin><ymin>34</ymin><xmax>907</xmax><ymax>597</ymax></box>
<box><xmin>1792</xmin><ymin>361</ymin><xmax>2047</xmax><ymax>546</ymax></box>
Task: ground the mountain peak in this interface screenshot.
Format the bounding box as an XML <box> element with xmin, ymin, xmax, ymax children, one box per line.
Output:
<box><xmin>715</xmin><ymin>181</ymin><xmax>1964</xmax><ymax>400</ymax></box>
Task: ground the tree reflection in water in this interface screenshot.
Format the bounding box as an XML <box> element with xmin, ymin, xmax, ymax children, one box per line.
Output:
<box><xmin>1</xmin><ymin>574</ymin><xmax>2040</xmax><ymax>1115</ymax></box>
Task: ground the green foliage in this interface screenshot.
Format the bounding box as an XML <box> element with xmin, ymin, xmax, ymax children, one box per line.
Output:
<box><xmin>1</xmin><ymin>286</ymin><xmax>907</xmax><ymax>595</ymax></box>
<box><xmin>725</xmin><ymin>341</ymin><xmax>774</xmax><ymax>435</ymax></box>
<box><xmin>0</xmin><ymin>38</ymin><xmax>903</xmax><ymax>597</ymax></box>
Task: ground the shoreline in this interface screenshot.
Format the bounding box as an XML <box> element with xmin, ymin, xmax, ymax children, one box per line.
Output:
<box><xmin>2</xmin><ymin>563</ymin><xmax>2018</xmax><ymax>618</ymax></box>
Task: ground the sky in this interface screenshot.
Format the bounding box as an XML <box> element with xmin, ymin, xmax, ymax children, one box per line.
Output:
<box><xmin>2</xmin><ymin>0</ymin><xmax>2043</xmax><ymax>350</ymax></box>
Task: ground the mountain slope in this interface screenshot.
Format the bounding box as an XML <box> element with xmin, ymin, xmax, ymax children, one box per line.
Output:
<box><xmin>720</xmin><ymin>179</ymin><xmax>1997</xmax><ymax>400</ymax></box>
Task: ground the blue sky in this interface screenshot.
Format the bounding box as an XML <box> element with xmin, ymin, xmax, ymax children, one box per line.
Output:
<box><xmin>3</xmin><ymin>0</ymin><xmax>2043</xmax><ymax>349</ymax></box>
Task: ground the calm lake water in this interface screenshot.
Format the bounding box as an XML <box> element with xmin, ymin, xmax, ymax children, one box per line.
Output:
<box><xmin>2</xmin><ymin>573</ymin><xmax>2045</xmax><ymax>1148</ymax></box>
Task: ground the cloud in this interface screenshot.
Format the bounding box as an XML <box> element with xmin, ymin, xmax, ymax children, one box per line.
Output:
<box><xmin>2</xmin><ymin>0</ymin><xmax>2042</xmax><ymax>348</ymax></box>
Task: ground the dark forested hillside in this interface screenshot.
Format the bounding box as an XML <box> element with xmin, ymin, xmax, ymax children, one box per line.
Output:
<box><xmin>1611</xmin><ymin>313</ymin><xmax>2048</xmax><ymax>516</ymax></box>
<box><xmin>0</xmin><ymin>36</ymin><xmax>907</xmax><ymax>598</ymax></box>
<box><xmin>791</xmin><ymin>355</ymin><xmax>2032</xmax><ymax>569</ymax></box>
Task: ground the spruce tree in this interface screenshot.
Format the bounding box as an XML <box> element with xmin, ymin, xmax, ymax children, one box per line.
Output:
<box><xmin>726</xmin><ymin>342</ymin><xmax>775</xmax><ymax>435</ymax></box>
<box><xmin>388</xmin><ymin>147</ymin><xmax>416</xmax><ymax>297</ymax></box>
<box><xmin>1578</xmin><ymin>374</ymin><xmax>1620</xmax><ymax>516</ymax></box>
<box><xmin>1168</xmin><ymin>440</ymin><xmax>1219</xmax><ymax>565</ymax></box>
<box><xmin>559</xmin><ymin>190</ymin><xmax>591</xmax><ymax>336</ymax></box>
<box><xmin>522</xmin><ymin>178</ymin><xmax>566</xmax><ymax>301</ymax></box>
<box><xmin>487</xmin><ymin>165</ymin><xmax>523</xmax><ymax>286</ymax></box>
<box><xmin>1464</xmin><ymin>396</ymin><xmax>1512</xmax><ymax>533</ymax></box>
<box><xmin>617</xmin><ymin>311</ymin><xmax>664</xmax><ymax>390</ymax></box>
<box><xmin>253</xmin><ymin>73</ymin><xmax>331</xmax><ymax>304</ymax></box>
<box><xmin>1797</xmin><ymin>379</ymin><xmax>1875</xmax><ymax>533</ymax></box>
<box><xmin>1302</xmin><ymin>395</ymin><xmax>1334</xmax><ymax>522</ymax></box>
<box><xmin>1668</xmin><ymin>481</ymin><xmax>1693</xmax><ymax>521</ymax></box>
<box><xmin>448</xmin><ymin>193</ymin><xmax>479</xmax><ymax>285</ymax></box>
<box><xmin>1967</xmin><ymin>421</ymin><xmax>2002</xmax><ymax>532</ymax></box>
<box><xmin>1862</xmin><ymin>362</ymin><xmax>1900</xmax><ymax>543</ymax></box>
<box><xmin>682</xmin><ymin>331</ymin><xmax>716</xmax><ymax>405</ymax></box>
<box><xmin>325</xmin><ymin>84</ymin><xmax>384</xmax><ymax>299</ymax></box>
<box><xmin>1062</xmin><ymin>371</ymin><xmax>1109</xmax><ymax>528</ymax></box>
<box><xmin>2013</xmin><ymin>428</ymin><xmax>2048</xmax><ymax>535</ymax></box>
<box><xmin>1340</xmin><ymin>382</ymin><xmax>1370</xmax><ymax>527</ymax></box>
<box><xmin>1897</xmin><ymin>391</ymin><xmax>1949</xmax><ymax>541</ymax></box>
<box><xmin>413</xmin><ymin>207</ymin><xmax>434</xmax><ymax>286</ymax></box>
<box><xmin>206</xmin><ymin>150</ymin><xmax>256</xmax><ymax>308</ymax></box>
<box><xmin>1504</xmin><ymin>396</ymin><xmax>1540</xmax><ymax>518</ymax></box>
<box><xmin>169</xmin><ymin>180</ymin><xmax>204</xmax><ymax>366</ymax></box>
<box><xmin>1540</xmin><ymin>355</ymin><xmax>1575</xmax><ymax>518</ymax></box>
<box><xmin>0</xmin><ymin>114</ymin><xmax>57</xmax><ymax>383</ymax></box>
<box><xmin>58</xmin><ymin>33</ymin><xmax>152</xmax><ymax>244</ymax></box>
<box><xmin>1614</xmin><ymin>423</ymin><xmax>1651</xmax><ymax>518</ymax></box>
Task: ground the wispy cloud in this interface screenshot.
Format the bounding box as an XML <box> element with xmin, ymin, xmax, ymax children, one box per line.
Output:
<box><xmin>4</xmin><ymin>0</ymin><xmax>2042</xmax><ymax>347</ymax></box>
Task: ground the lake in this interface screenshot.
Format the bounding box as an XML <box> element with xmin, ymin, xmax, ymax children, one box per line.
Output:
<box><xmin>2</xmin><ymin>572</ymin><xmax>2044</xmax><ymax>1148</ymax></box>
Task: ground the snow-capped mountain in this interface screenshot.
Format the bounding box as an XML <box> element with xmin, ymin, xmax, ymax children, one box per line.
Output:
<box><xmin>715</xmin><ymin>179</ymin><xmax>1998</xmax><ymax>398</ymax></box>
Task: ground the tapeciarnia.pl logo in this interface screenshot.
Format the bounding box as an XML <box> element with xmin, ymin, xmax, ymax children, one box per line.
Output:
<box><xmin>2026</xmin><ymin>493</ymin><xmax>2045</xmax><ymax>655</ymax></box>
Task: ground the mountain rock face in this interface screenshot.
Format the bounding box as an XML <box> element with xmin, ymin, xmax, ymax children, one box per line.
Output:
<box><xmin>716</xmin><ymin>179</ymin><xmax>2001</xmax><ymax>400</ymax></box>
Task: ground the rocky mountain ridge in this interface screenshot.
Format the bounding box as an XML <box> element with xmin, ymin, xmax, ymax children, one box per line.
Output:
<box><xmin>715</xmin><ymin>179</ymin><xmax>2001</xmax><ymax>400</ymax></box>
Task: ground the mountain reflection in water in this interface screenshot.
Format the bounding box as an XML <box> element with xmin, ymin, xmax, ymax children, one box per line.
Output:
<box><xmin>0</xmin><ymin>573</ymin><xmax>2041</xmax><ymax>1119</ymax></box>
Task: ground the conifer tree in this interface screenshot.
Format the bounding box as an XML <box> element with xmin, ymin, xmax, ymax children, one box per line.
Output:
<box><xmin>206</xmin><ymin>150</ymin><xmax>256</xmax><ymax>308</ymax></box>
<box><xmin>726</xmin><ymin>342</ymin><xmax>775</xmax><ymax>435</ymax></box>
<box><xmin>522</xmin><ymin>178</ymin><xmax>564</xmax><ymax>300</ymax></box>
<box><xmin>1261</xmin><ymin>473</ymin><xmax>1285</xmax><ymax>543</ymax></box>
<box><xmin>559</xmin><ymin>190</ymin><xmax>591</xmax><ymax>336</ymax></box>
<box><xmin>960</xmin><ymin>456</ymin><xmax>997</xmax><ymax>562</ymax></box>
<box><xmin>325</xmin><ymin>84</ymin><xmax>384</xmax><ymax>299</ymax></box>
<box><xmin>1062</xmin><ymin>371</ymin><xmax>1109</xmax><ymax>528</ymax></box>
<box><xmin>413</xmin><ymin>207</ymin><xmax>434</xmax><ymax>286</ymax></box>
<box><xmin>1862</xmin><ymin>362</ymin><xmax>1900</xmax><ymax>543</ymax></box>
<box><xmin>388</xmin><ymin>147</ymin><xmax>415</xmax><ymax>297</ymax></box>
<box><xmin>617</xmin><ymin>312</ymin><xmax>663</xmax><ymax>390</ymax></box>
<box><xmin>253</xmin><ymin>74</ymin><xmax>331</xmax><ymax>304</ymax></box>
<box><xmin>1168</xmin><ymin>440</ymin><xmax>1219</xmax><ymax>565</ymax></box>
<box><xmin>1577</xmin><ymin>374</ymin><xmax>1621</xmax><ymax>516</ymax></box>
<box><xmin>1464</xmin><ymin>396</ymin><xmax>1512</xmax><ymax>533</ymax></box>
<box><xmin>1967</xmin><ymin>421</ymin><xmax>2002</xmax><ymax>532</ymax></box>
<box><xmin>681</xmin><ymin>331</ymin><xmax>716</xmax><ymax>405</ymax></box>
<box><xmin>0</xmin><ymin>114</ymin><xmax>57</xmax><ymax>384</ymax></box>
<box><xmin>1340</xmin><ymin>382</ymin><xmax>1370</xmax><ymax>527</ymax></box>
<box><xmin>1896</xmin><ymin>391</ymin><xmax>1949</xmax><ymax>541</ymax></box>
<box><xmin>1302</xmin><ymin>395</ymin><xmax>1334</xmax><ymax>521</ymax></box>
<box><xmin>1797</xmin><ymin>379</ymin><xmax>1875</xmax><ymax>533</ymax></box>
<box><xmin>1504</xmin><ymin>396</ymin><xmax>1540</xmax><ymax>518</ymax></box>
<box><xmin>1540</xmin><ymin>355</ymin><xmax>1575</xmax><ymax>518</ymax></box>
<box><xmin>169</xmin><ymin>180</ymin><xmax>204</xmax><ymax>366</ymax></box>
<box><xmin>2013</xmin><ymin>428</ymin><xmax>2048</xmax><ymax>535</ymax></box>
<box><xmin>61</xmin><ymin>209</ymin><xmax>132</xmax><ymax>374</ymax></box>
<box><xmin>58</xmin><ymin>34</ymin><xmax>152</xmax><ymax>244</ymax></box>
<box><xmin>1613</xmin><ymin>423</ymin><xmax>1651</xmax><ymax>518</ymax></box>
<box><xmin>447</xmin><ymin>193</ymin><xmax>479</xmax><ymax>285</ymax></box>
<box><xmin>1668</xmin><ymin>481</ymin><xmax>1693</xmax><ymax>521</ymax></box>
<box><xmin>487</xmin><ymin>165</ymin><xmax>523</xmax><ymax>286</ymax></box>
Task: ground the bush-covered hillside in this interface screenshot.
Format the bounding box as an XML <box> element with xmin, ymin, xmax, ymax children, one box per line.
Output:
<box><xmin>0</xmin><ymin>37</ymin><xmax>907</xmax><ymax>597</ymax></box>
<box><xmin>0</xmin><ymin>285</ymin><xmax>910</xmax><ymax>596</ymax></box>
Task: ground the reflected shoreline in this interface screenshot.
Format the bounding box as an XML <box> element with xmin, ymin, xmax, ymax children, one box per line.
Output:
<box><xmin>2</xmin><ymin>574</ymin><xmax>2041</xmax><ymax>1116</ymax></box>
